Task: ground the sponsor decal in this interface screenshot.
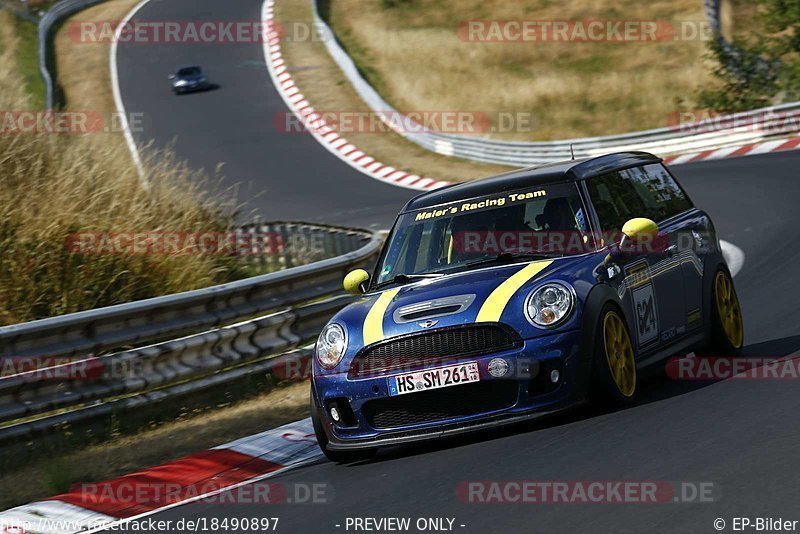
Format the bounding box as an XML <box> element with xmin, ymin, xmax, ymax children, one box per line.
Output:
<box><xmin>633</xmin><ymin>284</ymin><xmax>659</xmax><ymax>346</ymax></box>
<box><xmin>488</xmin><ymin>358</ymin><xmax>509</xmax><ymax>378</ymax></box>
<box><xmin>625</xmin><ymin>260</ymin><xmax>659</xmax><ymax>346</ymax></box>
<box><xmin>413</xmin><ymin>190</ymin><xmax>546</xmax><ymax>222</ymax></box>
<box><xmin>687</xmin><ymin>308</ymin><xmax>702</xmax><ymax>328</ymax></box>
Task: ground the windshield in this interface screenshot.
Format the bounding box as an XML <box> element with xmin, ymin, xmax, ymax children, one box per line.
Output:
<box><xmin>375</xmin><ymin>182</ymin><xmax>593</xmax><ymax>286</ymax></box>
<box><xmin>178</xmin><ymin>67</ymin><xmax>202</xmax><ymax>76</ymax></box>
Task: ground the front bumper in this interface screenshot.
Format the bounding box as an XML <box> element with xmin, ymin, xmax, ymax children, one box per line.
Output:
<box><xmin>173</xmin><ymin>82</ymin><xmax>208</xmax><ymax>92</ymax></box>
<box><xmin>313</xmin><ymin>330</ymin><xmax>585</xmax><ymax>450</ymax></box>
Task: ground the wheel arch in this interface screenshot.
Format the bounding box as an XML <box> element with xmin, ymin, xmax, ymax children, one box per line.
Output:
<box><xmin>575</xmin><ymin>283</ymin><xmax>628</xmax><ymax>397</ymax></box>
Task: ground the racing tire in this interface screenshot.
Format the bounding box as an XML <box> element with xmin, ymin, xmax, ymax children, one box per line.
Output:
<box><xmin>589</xmin><ymin>303</ymin><xmax>638</xmax><ymax>405</ymax></box>
<box><xmin>310</xmin><ymin>389</ymin><xmax>376</xmax><ymax>464</ymax></box>
<box><xmin>708</xmin><ymin>267</ymin><xmax>744</xmax><ymax>354</ymax></box>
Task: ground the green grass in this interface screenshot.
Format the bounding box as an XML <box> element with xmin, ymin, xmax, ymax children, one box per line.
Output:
<box><xmin>10</xmin><ymin>14</ymin><xmax>45</xmax><ymax>108</ymax></box>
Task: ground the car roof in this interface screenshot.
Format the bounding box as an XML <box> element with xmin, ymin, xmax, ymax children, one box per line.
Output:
<box><xmin>401</xmin><ymin>151</ymin><xmax>662</xmax><ymax>212</ymax></box>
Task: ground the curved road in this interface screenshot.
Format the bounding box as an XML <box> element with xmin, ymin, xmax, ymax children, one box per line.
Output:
<box><xmin>116</xmin><ymin>0</ymin><xmax>800</xmax><ymax>532</ymax></box>
<box><xmin>116</xmin><ymin>0</ymin><xmax>413</xmax><ymax>228</ymax></box>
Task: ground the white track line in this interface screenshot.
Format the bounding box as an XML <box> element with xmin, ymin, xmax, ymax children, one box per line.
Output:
<box><xmin>720</xmin><ymin>240</ymin><xmax>745</xmax><ymax>277</ymax></box>
<box><xmin>110</xmin><ymin>0</ymin><xmax>152</xmax><ymax>189</ymax></box>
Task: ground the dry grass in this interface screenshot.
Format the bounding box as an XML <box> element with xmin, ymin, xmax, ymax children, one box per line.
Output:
<box><xmin>722</xmin><ymin>0</ymin><xmax>768</xmax><ymax>43</ymax></box>
<box><xmin>0</xmin><ymin>381</ymin><xmax>311</xmax><ymax>509</ymax></box>
<box><xmin>325</xmin><ymin>0</ymin><xmax>718</xmax><ymax>140</ymax></box>
<box><xmin>54</xmin><ymin>0</ymin><xmax>143</xmax><ymax>113</ymax></box>
<box><xmin>0</xmin><ymin>11</ymin><xmax>250</xmax><ymax>325</ymax></box>
<box><xmin>276</xmin><ymin>0</ymin><xmax>509</xmax><ymax>181</ymax></box>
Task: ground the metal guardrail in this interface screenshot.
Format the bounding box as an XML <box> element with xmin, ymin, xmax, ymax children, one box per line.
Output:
<box><xmin>311</xmin><ymin>0</ymin><xmax>800</xmax><ymax>166</ymax></box>
<box><xmin>39</xmin><ymin>0</ymin><xmax>106</xmax><ymax>109</ymax></box>
<box><xmin>705</xmin><ymin>0</ymin><xmax>721</xmax><ymax>34</ymax></box>
<box><xmin>0</xmin><ymin>223</ymin><xmax>382</xmax><ymax>444</ymax></box>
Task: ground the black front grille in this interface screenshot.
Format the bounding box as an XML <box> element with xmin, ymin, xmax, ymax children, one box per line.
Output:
<box><xmin>348</xmin><ymin>324</ymin><xmax>521</xmax><ymax>378</ymax></box>
<box><xmin>363</xmin><ymin>380</ymin><xmax>519</xmax><ymax>429</ymax></box>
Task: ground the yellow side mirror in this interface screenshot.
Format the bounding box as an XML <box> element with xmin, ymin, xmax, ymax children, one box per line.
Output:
<box><xmin>621</xmin><ymin>218</ymin><xmax>659</xmax><ymax>242</ymax></box>
<box><xmin>343</xmin><ymin>269</ymin><xmax>370</xmax><ymax>295</ymax></box>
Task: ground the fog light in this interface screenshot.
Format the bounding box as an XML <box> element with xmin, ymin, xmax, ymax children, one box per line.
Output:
<box><xmin>549</xmin><ymin>369</ymin><xmax>560</xmax><ymax>383</ymax></box>
<box><xmin>329</xmin><ymin>406</ymin><xmax>340</xmax><ymax>422</ymax></box>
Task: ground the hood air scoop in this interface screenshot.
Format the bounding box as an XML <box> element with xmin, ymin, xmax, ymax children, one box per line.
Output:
<box><xmin>393</xmin><ymin>294</ymin><xmax>476</xmax><ymax>324</ymax></box>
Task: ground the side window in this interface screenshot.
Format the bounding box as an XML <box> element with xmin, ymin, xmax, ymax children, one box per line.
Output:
<box><xmin>588</xmin><ymin>164</ymin><xmax>692</xmax><ymax>233</ymax></box>
<box><xmin>640</xmin><ymin>163</ymin><xmax>693</xmax><ymax>218</ymax></box>
<box><xmin>586</xmin><ymin>172</ymin><xmax>643</xmax><ymax>233</ymax></box>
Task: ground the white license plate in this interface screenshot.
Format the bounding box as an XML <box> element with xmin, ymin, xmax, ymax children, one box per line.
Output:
<box><xmin>387</xmin><ymin>362</ymin><xmax>480</xmax><ymax>396</ymax></box>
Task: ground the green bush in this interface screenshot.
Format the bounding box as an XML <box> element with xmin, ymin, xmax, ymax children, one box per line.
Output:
<box><xmin>700</xmin><ymin>0</ymin><xmax>800</xmax><ymax>110</ymax></box>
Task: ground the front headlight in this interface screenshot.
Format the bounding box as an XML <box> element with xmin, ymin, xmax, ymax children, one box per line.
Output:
<box><xmin>316</xmin><ymin>323</ymin><xmax>347</xmax><ymax>369</ymax></box>
<box><xmin>525</xmin><ymin>282</ymin><xmax>575</xmax><ymax>327</ymax></box>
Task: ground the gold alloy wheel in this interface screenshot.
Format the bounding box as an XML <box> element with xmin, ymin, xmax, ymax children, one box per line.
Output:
<box><xmin>714</xmin><ymin>271</ymin><xmax>744</xmax><ymax>349</ymax></box>
<box><xmin>603</xmin><ymin>311</ymin><xmax>636</xmax><ymax>397</ymax></box>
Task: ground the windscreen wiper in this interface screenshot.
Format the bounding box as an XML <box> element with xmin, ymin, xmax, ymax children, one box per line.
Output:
<box><xmin>462</xmin><ymin>252</ymin><xmax>553</xmax><ymax>269</ymax></box>
<box><xmin>374</xmin><ymin>272</ymin><xmax>445</xmax><ymax>289</ymax></box>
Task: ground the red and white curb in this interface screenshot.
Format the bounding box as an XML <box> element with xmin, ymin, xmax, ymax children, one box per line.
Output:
<box><xmin>662</xmin><ymin>136</ymin><xmax>800</xmax><ymax>165</ymax></box>
<box><xmin>261</xmin><ymin>0</ymin><xmax>451</xmax><ymax>192</ymax></box>
<box><xmin>0</xmin><ymin>419</ymin><xmax>321</xmax><ymax>534</ymax></box>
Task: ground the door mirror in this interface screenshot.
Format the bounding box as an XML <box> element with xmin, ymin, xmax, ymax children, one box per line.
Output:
<box><xmin>620</xmin><ymin>218</ymin><xmax>659</xmax><ymax>252</ymax></box>
<box><xmin>343</xmin><ymin>269</ymin><xmax>370</xmax><ymax>295</ymax></box>
<box><xmin>622</xmin><ymin>218</ymin><xmax>658</xmax><ymax>240</ymax></box>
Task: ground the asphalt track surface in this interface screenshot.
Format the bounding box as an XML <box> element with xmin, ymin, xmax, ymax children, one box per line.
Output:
<box><xmin>115</xmin><ymin>0</ymin><xmax>800</xmax><ymax>532</ymax></box>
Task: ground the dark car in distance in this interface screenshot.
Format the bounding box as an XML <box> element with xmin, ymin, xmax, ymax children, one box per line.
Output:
<box><xmin>169</xmin><ymin>66</ymin><xmax>211</xmax><ymax>94</ymax></box>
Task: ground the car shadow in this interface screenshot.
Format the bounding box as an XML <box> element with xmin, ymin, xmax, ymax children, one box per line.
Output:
<box><xmin>349</xmin><ymin>334</ymin><xmax>800</xmax><ymax>466</ymax></box>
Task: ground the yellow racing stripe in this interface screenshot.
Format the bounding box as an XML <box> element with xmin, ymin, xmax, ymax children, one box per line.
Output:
<box><xmin>476</xmin><ymin>261</ymin><xmax>553</xmax><ymax>322</ymax></box>
<box><xmin>362</xmin><ymin>288</ymin><xmax>401</xmax><ymax>345</ymax></box>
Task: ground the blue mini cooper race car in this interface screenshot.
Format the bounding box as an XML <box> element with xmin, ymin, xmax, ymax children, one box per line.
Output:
<box><xmin>311</xmin><ymin>152</ymin><xmax>744</xmax><ymax>462</ymax></box>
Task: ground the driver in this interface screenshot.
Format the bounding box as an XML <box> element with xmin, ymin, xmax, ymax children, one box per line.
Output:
<box><xmin>538</xmin><ymin>198</ymin><xmax>577</xmax><ymax>231</ymax></box>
